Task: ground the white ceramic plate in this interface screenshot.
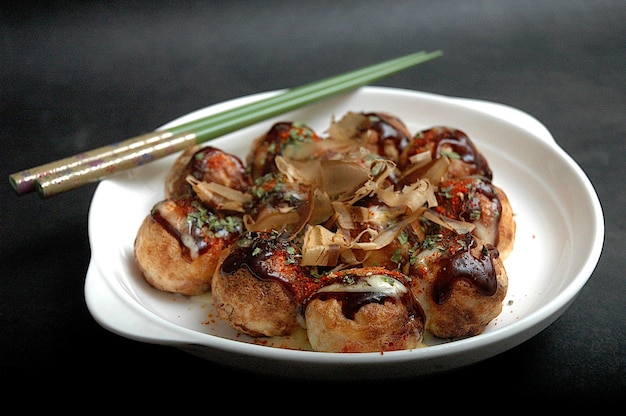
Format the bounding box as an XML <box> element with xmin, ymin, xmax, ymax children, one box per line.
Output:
<box><xmin>85</xmin><ymin>86</ymin><xmax>604</xmax><ymax>380</ymax></box>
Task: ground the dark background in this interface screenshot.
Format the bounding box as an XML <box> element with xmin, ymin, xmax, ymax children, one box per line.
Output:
<box><xmin>1</xmin><ymin>0</ymin><xmax>624</xmax><ymax>403</ymax></box>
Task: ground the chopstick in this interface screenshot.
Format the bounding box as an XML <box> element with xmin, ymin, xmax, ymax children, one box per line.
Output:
<box><xmin>9</xmin><ymin>50</ymin><xmax>442</xmax><ymax>198</ymax></box>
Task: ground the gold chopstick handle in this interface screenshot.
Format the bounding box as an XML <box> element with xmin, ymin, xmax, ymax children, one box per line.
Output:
<box><xmin>9</xmin><ymin>130</ymin><xmax>175</xmax><ymax>195</ymax></box>
<box><xmin>34</xmin><ymin>132</ymin><xmax>197</xmax><ymax>198</ymax></box>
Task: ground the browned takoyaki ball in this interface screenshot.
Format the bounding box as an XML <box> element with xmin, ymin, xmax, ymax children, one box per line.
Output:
<box><xmin>399</xmin><ymin>126</ymin><xmax>492</xmax><ymax>182</ymax></box>
<box><xmin>134</xmin><ymin>196</ymin><xmax>244</xmax><ymax>296</ymax></box>
<box><xmin>246</xmin><ymin>121</ymin><xmax>321</xmax><ymax>182</ymax></box>
<box><xmin>408</xmin><ymin>228</ymin><xmax>508</xmax><ymax>339</ymax></box>
<box><xmin>165</xmin><ymin>145</ymin><xmax>250</xmax><ymax>199</ymax></box>
<box><xmin>328</xmin><ymin>112</ymin><xmax>412</xmax><ymax>164</ymax></box>
<box><xmin>339</xmin><ymin>195</ymin><xmax>416</xmax><ymax>270</ymax></box>
<box><xmin>304</xmin><ymin>266</ymin><xmax>425</xmax><ymax>353</ymax></box>
<box><xmin>359</xmin><ymin>235</ymin><xmax>410</xmax><ymax>271</ymax></box>
<box><xmin>211</xmin><ymin>230</ymin><xmax>322</xmax><ymax>337</ymax></box>
<box><xmin>435</xmin><ymin>176</ymin><xmax>515</xmax><ymax>260</ymax></box>
<box><xmin>243</xmin><ymin>171</ymin><xmax>313</xmax><ymax>234</ymax></box>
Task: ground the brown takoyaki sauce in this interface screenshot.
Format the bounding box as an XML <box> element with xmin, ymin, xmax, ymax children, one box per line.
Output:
<box><xmin>409</xmin><ymin>127</ymin><xmax>492</xmax><ymax>180</ymax></box>
<box><xmin>220</xmin><ymin>231</ymin><xmax>322</xmax><ymax>305</ymax></box>
<box><xmin>361</xmin><ymin>112</ymin><xmax>412</xmax><ymax>158</ymax></box>
<box><xmin>188</xmin><ymin>146</ymin><xmax>250</xmax><ymax>192</ymax></box>
<box><xmin>433</xmin><ymin>232</ymin><xmax>499</xmax><ymax>304</ymax></box>
<box><xmin>436</xmin><ymin>177</ymin><xmax>502</xmax><ymax>228</ymax></box>
<box><xmin>246</xmin><ymin>172</ymin><xmax>309</xmax><ymax>213</ymax></box>
<box><xmin>247</xmin><ymin>121</ymin><xmax>320</xmax><ymax>180</ymax></box>
<box><xmin>312</xmin><ymin>289</ymin><xmax>425</xmax><ymax>322</ymax></box>
<box><xmin>307</xmin><ymin>269</ymin><xmax>426</xmax><ymax>322</ymax></box>
<box><xmin>151</xmin><ymin>197</ymin><xmax>242</xmax><ymax>262</ymax></box>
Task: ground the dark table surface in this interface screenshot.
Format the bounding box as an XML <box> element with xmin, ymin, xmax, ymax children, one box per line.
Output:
<box><xmin>1</xmin><ymin>0</ymin><xmax>624</xmax><ymax>403</ymax></box>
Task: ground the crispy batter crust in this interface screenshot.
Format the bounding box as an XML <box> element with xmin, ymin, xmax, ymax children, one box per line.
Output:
<box><xmin>495</xmin><ymin>185</ymin><xmax>515</xmax><ymax>260</ymax></box>
<box><xmin>211</xmin><ymin>247</ymin><xmax>302</xmax><ymax>337</ymax></box>
<box><xmin>134</xmin><ymin>215</ymin><xmax>222</xmax><ymax>296</ymax></box>
<box><xmin>306</xmin><ymin>297</ymin><xmax>423</xmax><ymax>353</ymax></box>
<box><xmin>164</xmin><ymin>144</ymin><xmax>201</xmax><ymax>198</ymax></box>
<box><xmin>304</xmin><ymin>267</ymin><xmax>424</xmax><ymax>353</ymax></box>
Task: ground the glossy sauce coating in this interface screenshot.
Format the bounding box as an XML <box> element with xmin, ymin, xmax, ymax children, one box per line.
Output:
<box><xmin>165</xmin><ymin>145</ymin><xmax>250</xmax><ymax>198</ymax></box>
<box><xmin>247</xmin><ymin>121</ymin><xmax>320</xmax><ymax>181</ymax></box>
<box><xmin>435</xmin><ymin>176</ymin><xmax>502</xmax><ymax>246</ymax></box>
<box><xmin>413</xmin><ymin>229</ymin><xmax>499</xmax><ymax>304</ymax></box>
<box><xmin>310</xmin><ymin>283</ymin><xmax>424</xmax><ymax>323</ymax></box>
<box><xmin>187</xmin><ymin>146</ymin><xmax>250</xmax><ymax>192</ymax></box>
<box><xmin>246</xmin><ymin>172</ymin><xmax>310</xmax><ymax>215</ymax></box>
<box><xmin>432</xmin><ymin>233</ymin><xmax>498</xmax><ymax>304</ymax></box>
<box><xmin>401</xmin><ymin>126</ymin><xmax>492</xmax><ymax>180</ymax></box>
<box><xmin>151</xmin><ymin>196</ymin><xmax>242</xmax><ymax>262</ymax></box>
<box><xmin>220</xmin><ymin>231</ymin><xmax>322</xmax><ymax>306</ymax></box>
<box><xmin>307</xmin><ymin>268</ymin><xmax>425</xmax><ymax>322</ymax></box>
<box><xmin>438</xmin><ymin>176</ymin><xmax>498</xmax><ymax>214</ymax></box>
<box><xmin>361</xmin><ymin>112</ymin><xmax>412</xmax><ymax>161</ymax></box>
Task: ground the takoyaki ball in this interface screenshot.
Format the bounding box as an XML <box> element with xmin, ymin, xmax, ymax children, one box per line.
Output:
<box><xmin>328</xmin><ymin>112</ymin><xmax>412</xmax><ymax>163</ymax></box>
<box><xmin>360</xmin><ymin>235</ymin><xmax>410</xmax><ymax>271</ymax></box>
<box><xmin>409</xmin><ymin>228</ymin><xmax>508</xmax><ymax>339</ymax></box>
<box><xmin>343</xmin><ymin>195</ymin><xmax>415</xmax><ymax>270</ymax></box>
<box><xmin>399</xmin><ymin>127</ymin><xmax>492</xmax><ymax>182</ymax></box>
<box><xmin>304</xmin><ymin>266</ymin><xmax>425</xmax><ymax>353</ymax></box>
<box><xmin>244</xmin><ymin>171</ymin><xmax>313</xmax><ymax>234</ymax></box>
<box><xmin>134</xmin><ymin>196</ymin><xmax>244</xmax><ymax>296</ymax></box>
<box><xmin>212</xmin><ymin>231</ymin><xmax>322</xmax><ymax>337</ymax></box>
<box><xmin>246</xmin><ymin>121</ymin><xmax>321</xmax><ymax>182</ymax></box>
<box><xmin>165</xmin><ymin>145</ymin><xmax>250</xmax><ymax>199</ymax></box>
<box><xmin>435</xmin><ymin>176</ymin><xmax>516</xmax><ymax>259</ymax></box>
